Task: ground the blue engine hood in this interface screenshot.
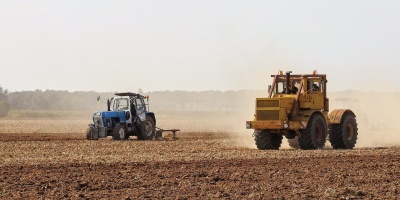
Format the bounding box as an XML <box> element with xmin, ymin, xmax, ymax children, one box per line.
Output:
<box><xmin>92</xmin><ymin>110</ymin><xmax>126</xmax><ymax>120</ymax></box>
<box><xmin>101</xmin><ymin>111</ymin><xmax>125</xmax><ymax>118</ymax></box>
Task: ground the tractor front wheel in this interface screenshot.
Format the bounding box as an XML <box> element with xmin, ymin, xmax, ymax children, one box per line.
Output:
<box><xmin>138</xmin><ymin>116</ymin><xmax>155</xmax><ymax>140</ymax></box>
<box><xmin>298</xmin><ymin>114</ymin><xmax>327</xmax><ymax>150</ymax></box>
<box><xmin>85</xmin><ymin>126</ymin><xmax>96</xmax><ymax>140</ymax></box>
<box><xmin>254</xmin><ymin>130</ymin><xmax>282</xmax><ymax>150</ymax></box>
<box><xmin>112</xmin><ymin>123</ymin><xmax>128</xmax><ymax>140</ymax></box>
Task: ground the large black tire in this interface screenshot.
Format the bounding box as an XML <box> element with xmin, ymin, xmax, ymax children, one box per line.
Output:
<box><xmin>254</xmin><ymin>130</ymin><xmax>283</xmax><ymax>150</ymax></box>
<box><xmin>272</xmin><ymin>134</ymin><xmax>283</xmax><ymax>149</ymax></box>
<box><xmin>329</xmin><ymin>114</ymin><xmax>358</xmax><ymax>149</ymax></box>
<box><xmin>298</xmin><ymin>114</ymin><xmax>327</xmax><ymax>150</ymax></box>
<box><xmin>112</xmin><ymin>123</ymin><xmax>128</xmax><ymax>140</ymax></box>
<box><xmin>288</xmin><ymin>138</ymin><xmax>300</xmax><ymax>149</ymax></box>
<box><xmin>137</xmin><ymin>116</ymin><xmax>155</xmax><ymax>140</ymax></box>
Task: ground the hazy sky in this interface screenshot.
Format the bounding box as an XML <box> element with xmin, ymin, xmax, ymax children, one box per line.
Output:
<box><xmin>1</xmin><ymin>0</ymin><xmax>399</xmax><ymax>92</ymax></box>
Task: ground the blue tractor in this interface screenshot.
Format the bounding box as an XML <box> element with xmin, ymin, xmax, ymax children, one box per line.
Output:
<box><xmin>86</xmin><ymin>92</ymin><xmax>156</xmax><ymax>140</ymax></box>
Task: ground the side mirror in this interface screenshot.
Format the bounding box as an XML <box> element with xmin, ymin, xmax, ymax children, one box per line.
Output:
<box><xmin>97</xmin><ymin>96</ymin><xmax>100</xmax><ymax>101</ymax></box>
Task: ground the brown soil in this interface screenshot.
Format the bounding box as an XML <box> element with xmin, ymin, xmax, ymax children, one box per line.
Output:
<box><xmin>1</xmin><ymin>132</ymin><xmax>399</xmax><ymax>199</ymax></box>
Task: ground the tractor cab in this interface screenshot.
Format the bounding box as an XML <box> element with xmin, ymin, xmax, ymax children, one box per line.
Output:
<box><xmin>269</xmin><ymin>71</ymin><xmax>327</xmax><ymax>98</ymax></box>
<box><xmin>109</xmin><ymin>93</ymin><xmax>148</xmax><ymax>124</ymax></box>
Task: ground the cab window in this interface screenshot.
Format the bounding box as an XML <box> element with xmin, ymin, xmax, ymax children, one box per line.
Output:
<box><xmin>276</xmin><ymin>81</ymin><xmax>286</xmax><ymax>94</ymax></box>
<box><xmin>135</xmin><ymin>98</ymin><xmax>144</xmax><ymax>110</ymax></box>
<box><xmin>308</xmin><ymin>80</ymin><xmax>322</xmax><ymax>93</ymax></box>
<box><xmin>116</xmin><ymin>99</ymin><xmax>129</xmax><ymax>110</ymax></box>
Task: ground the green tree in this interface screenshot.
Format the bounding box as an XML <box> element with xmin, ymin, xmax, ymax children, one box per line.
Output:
<box><xmin>0</xmin><ymin>85</ymin><xmax>10</xmax><ymax>117</ymax></box>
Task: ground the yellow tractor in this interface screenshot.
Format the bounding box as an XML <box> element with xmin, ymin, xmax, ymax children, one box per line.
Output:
<box><xmin>246</xmin><ymin>70</ymin><xmax>358</xmax><ymax>150</ymax></box>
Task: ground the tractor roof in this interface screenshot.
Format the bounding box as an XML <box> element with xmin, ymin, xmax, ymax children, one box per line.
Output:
<box><xmin>115</xmin><ymin>92</ymin><xmax>145</xmax><ymax>98</ymax></box>
<box><xmin>270</xmin><ymin>74</ymin><xmax>326</xmax><ymax>79</ymax></box>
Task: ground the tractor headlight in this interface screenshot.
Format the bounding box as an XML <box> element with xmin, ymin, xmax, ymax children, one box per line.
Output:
<box><xmin>95</xmin><ymin>112</ymin><xmax>102</xmax><ymax>117</ymax></box>
<box><xmin>246</xmin><ymin>121</ymin><xmax>252</xmax><ymax>129</ymax></box>
<box><xmin>283</xmin><ymin>123</ymin><xmax>289</xmax><ymax>129</ymax></box>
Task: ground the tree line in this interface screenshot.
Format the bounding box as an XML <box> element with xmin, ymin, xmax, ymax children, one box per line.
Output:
<box><xmin>0</xmin><ymin>86</ymin><xmax>267</xmax><ymax>117</ymax></box>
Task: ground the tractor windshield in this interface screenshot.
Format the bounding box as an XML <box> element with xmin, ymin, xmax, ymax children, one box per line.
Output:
<box><xmin>111</xmin><ymin>98</ymin><xmax>129</xmax><ymax>111</ymax></box>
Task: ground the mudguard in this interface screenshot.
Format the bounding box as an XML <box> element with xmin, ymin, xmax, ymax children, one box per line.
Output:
<box><xmin>329</xmin><ymin>109</ymin><xmax>356</xmax><ymax>124</ymax></box>
<box><xmin>146</xmin><ymin>112</ymin><xmax>156</xmax><ymax>125</ymax></box>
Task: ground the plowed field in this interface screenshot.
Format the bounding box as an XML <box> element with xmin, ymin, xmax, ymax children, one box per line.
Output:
<box><xmin>1</xmin><ymin>119</ymin><xmax>399</xmax><ymax>199</ymax></box>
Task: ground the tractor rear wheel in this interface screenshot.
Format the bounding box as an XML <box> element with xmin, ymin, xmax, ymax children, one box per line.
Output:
<box><xmin>329</xmin><ymin>113</ymin><xmax>358</xmax><ymax>149</ymax></box>
<box><xmin>298</xmin><ymin>114</ymin><xmax>327</xmax><ymax>150</ymax></box>
<box><xmin>138</xmin><ymin>116</ymin><xmax>155</xmax><ymax>140</ymax></box>
<box><xmin>288</xmin><ymin>138</ymin><xmax>300</xmax><ymax>149</ymax></box>
<box><xmin>254</xmin><ymin>130</ymin><xmax>282</xmax><ymax>150</ymax></box>
<box><xmin>112</xmin><ymin>123</ymin><xmax>128</xmax><ymax>140</ymax></box>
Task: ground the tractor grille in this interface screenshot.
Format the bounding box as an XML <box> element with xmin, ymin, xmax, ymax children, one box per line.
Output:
<box><xmin>257</xmin><ymin>100</ymin><xmax>279</xmax><ymax>107</ymax></box>
<box><xmin>94</xmin><ymin>116</ymin><xmax>104</xmax><ymax>128</ymax></box>
<box><xmin>256</xmin><ymin>110</ymin><xmax>279</xmax><ymax>120</ymax></box>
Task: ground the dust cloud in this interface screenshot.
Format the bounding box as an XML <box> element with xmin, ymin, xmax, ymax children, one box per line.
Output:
<box><xmin>330</xmin><ymin>91</ymin><xmax>400</xmax><ymax>148</ymax></box>
<box><xmin>155</xmin><ymin>111</ymin><xmax>257</xmax><ymax>149</ymax></box>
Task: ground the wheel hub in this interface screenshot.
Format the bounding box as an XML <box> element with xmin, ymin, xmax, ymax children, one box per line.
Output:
<box><xmin>145</xmin><ymin>122</ymin><xmax>153</xmax><ymax>136</ymax></box>
<box><xmin>119</xmin><ymin>128</ymin><xmax>125</xmax><ymax>138</ymax></box>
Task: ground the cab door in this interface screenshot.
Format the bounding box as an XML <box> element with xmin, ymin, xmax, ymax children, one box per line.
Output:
<box><xmin>309</xmin><ymin>80</ymin><xmax>324</xmax><ymax>110</ymax></box>
<box><xmin>135</xmin><ymin>98</ymin><xmax>146</xmax><ymax>122</ymax></box>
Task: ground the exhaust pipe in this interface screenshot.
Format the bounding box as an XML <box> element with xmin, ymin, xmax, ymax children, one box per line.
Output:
<box><xmin>286</xmin><ymin>71</ymin><xmax>292</xmax><ymax>94</ymax></box>
<box><xmin>107</xmin><ymin>99</ymin><xmax>111</xmax><ymax>111</ymax></box>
